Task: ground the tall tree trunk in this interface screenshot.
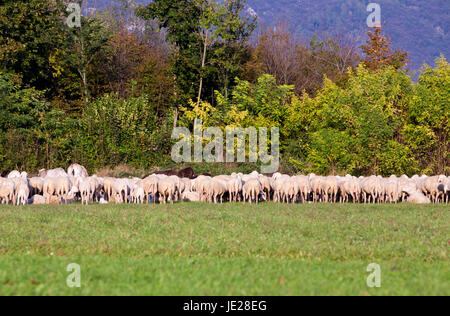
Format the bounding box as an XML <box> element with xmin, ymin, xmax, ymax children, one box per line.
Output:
<box><xmin>173</xmin><ymin>75</ymin><xmax>178</xmax><ymax>128</ymax></box>
<box><xmin>78</xmin><ymin>23</ymin><xmax>89</xmax><ymax>104</ymax></box>
<box><xmin>82</xmin><ymin>69</ymin><xmax>88</xmax><ymax>104</ymax></box>
<box><xmin>173</xmin><ymin>106</ymin><xmax>178</xmax><ymax>129</ymax></box>
<box><xmin>197</xmin><ymin>29</ymin><xmax>208</xmax><ymax>106</ymax></box>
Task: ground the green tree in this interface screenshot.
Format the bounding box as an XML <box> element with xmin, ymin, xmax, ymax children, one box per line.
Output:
<box><xmin>285</xmin><ymin>65</ymin><xmax>416</xmax><ymax>175</ymax></box>
<box><xmin>62</xmin><ymin>14</ymin><xmax>110</xmax><ymax>104</ymax></box>
<box><xmin>75</xmin><ymin>94</ymin><xmax>171</xmax><ymax>169</ymax></box>
<box><xmin>0</xmin><ymin>71</ymin><xmax>66</xmax><ymax>171</ymax></box>
<box><xmin>216</xmin><ymin>74</ymin><xmax>294</xmax><ymax>130</ymax></box>
<box><xmin>137</xmin><ymin>0</ymin><xmax>204</xmax><ymax>123</ymax></box>
<box><xmin>403</xmin><ymin>56</ymin><xmax>450</xmax><ymax>174</ymax></box>
<box><xmin>0</xmin><ymin>0</ymin><xmax>65</xmax><ymax>91</ymax></box>
<box><xmin>137</xmin><ymin>0</ymin><xmax>256</xmax><ymax>118</ymax></box>
<box><xmin>307</xmin><ymin>129</ymin><xmax>357</xmax><ymax>175</ymax></box>
<box><xmin>208</xmin><ymin>0</ymin><xmax>255</xmax><ymax>99</ymax></box>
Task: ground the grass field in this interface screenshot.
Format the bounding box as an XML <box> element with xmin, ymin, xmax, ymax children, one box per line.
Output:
<box><xmin>0</xmin><ymin>202</ymin><xmax>448</xmax><ymax>295</ymax></box>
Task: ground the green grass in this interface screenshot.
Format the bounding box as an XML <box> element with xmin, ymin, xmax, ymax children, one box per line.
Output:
<box><xmin>0</xmin><ymin>202</ymin><xmax>448</xmax><ymax>295</ymax></box>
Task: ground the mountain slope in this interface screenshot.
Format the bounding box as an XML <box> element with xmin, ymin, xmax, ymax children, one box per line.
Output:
<box><xmin>91</xmin><ymin>0</ymin><xmax>449</xmax><ymax>72</ymax></box>
<box><xmin>246</xmin><ymin>0</ymin><xmax>449</xmax><ymax>72</ymax></box>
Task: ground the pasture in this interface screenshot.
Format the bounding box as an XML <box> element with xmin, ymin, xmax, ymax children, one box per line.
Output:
<box><xmin>0</xmin><ymin>202</ymin><xmax>448</xmax><ymax>296</ymax></box>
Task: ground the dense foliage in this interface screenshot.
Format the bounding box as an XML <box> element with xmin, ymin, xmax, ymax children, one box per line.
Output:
<box><xmin>0</xmin><ymin>0</ymin><xmax>448</xmax><ymax>176</ymax></box>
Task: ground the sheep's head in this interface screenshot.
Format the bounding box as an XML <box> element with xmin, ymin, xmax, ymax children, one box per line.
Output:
<box><xmin>438</xmin><ymin>175</ymin><xmax>446</xmax><ymax>184</ymax></box>
<box><xmin>401</xmin><ymin>184</ymin><xmax>417</xmax><ymax>196</ymax></box>
<box><xmin>438</xmin><ymin>181</ymin><xmax>450</xmax><ymax>193</ymax></box>
<box><xmin>38</xmin><ymin>169</ymin><xmax>47</xmax><ymax>178</ymax></box>
<box><xmin>259</xmin><ymin>191</ymin><xmax>267</xmax><ymax>202</ymax></box>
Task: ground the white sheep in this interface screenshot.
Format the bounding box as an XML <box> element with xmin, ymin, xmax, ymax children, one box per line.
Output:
<box><xmin>56</xmin><ymin>177</ymin><xmax>71</xmax><ymax>203</ymax></box>
<box><xmin>168</xmin><ymin>176</ymin><xmax>181</xmax><ymax>201</ymax></box>
<box><xmin>67</xmin><ymin>163</ymin><xmax>89</xmax><ymax>178</ymax></box>
<box><xmin>29</xmin><ymin>177</ymin><xmax>44</xmax><ymax>195</ymax></box>
<box><xmin>87</xmin><ymin>176</ymin><xmax>103</xmax><ymax>202</ymax></box>
<box><xmin>258</xmin><ymin>175</ymin><xmax>271</xmax><ymax>201</ymax></box>
<box><xmin>142</xmin><ymin>175</ymin><xmax>159</xmax><ymax>204</ymax></box>
<box><xmin>242</xmin><ymin>178</ymin><xmax>263</xmax><ymax>204</ymax></box>
<box><xmin>79</xmin><ymin>179</ymin><xmax>91</xmax><ymax>205</ymax></box>
<box><xmin>103</xmin><ymin>177</ymin><xmax>115</xmax><ymax>201</ymax></box>
<box><xmin>7</xmin><ymin>170</ymin><xmax>21</xmax><ymax>178</ymax></box>
<box><xmin>360</xmin><ymin>176</ymin><xmax>383</xmax><ymax>204</ymax></box>
<box><xmin>339</xmin><ymin>177</ymin><xmax>361</xmax><ymax>203</ymax></box>
<box><xmin>43</xmin><ymin>177</ymin><xmax>70</xmax><ymax>204</ymax></box>
<box><xmin>183</xmin><ymin>191</ymin><xmax>200</xmax><ymax>202</ymax></box>
<box><xmin>180</xmin><ymin>178</ymin><xmax>191</xmax><ymax>200</ymax></box>
<box><xmin>384</xmin><ymin>179</ymin><xmax>400</xmax><ymax>203</ymax></box>
<box><xmin>157</xmin><ymin>177</ymin><xmax>177</xmax><ymax>204</ymax></box>
<box><xmin>271</xmin><ymin>175</ymin><xmax>290</xmax><ymax>202</ymax></box>
<box><xmin>28</xmin><ymin>194</ymin><xmax>46</xmax><ymax>205</ymax></box>
<box><xmin>40</xmin><ymin>168</ymin><xmax>68</xmax><ymax>178</ymax></box>
<box><xmin>194</xmin><ymin>176</ymin><xmax>212</xmax><ymax>202</ymax></box>
<box><xmin>207</xmin><ymin>179</ymin><xmax>227</xmax><ymax>204</ymax></box>
<box><xmin>113</xmin><ymin>179</ymin><xmax>129</xmax><ymax>204</ymax></box>
<box><xmin>43</xmin><ymin>177</ymin><xmax>57</xmax><ymax>203</ymax></box>
<box><xmin>227</xmin><ymin>176</ymin><xmax>242</xmax><ymax>202</ymax></box>
<box><xmin>398</xmin><ymin>177</ymin><xmax>416</xmax><ymax>202</ymax></box>
<box><xmin>281</xmin><ymin>177</ymin><xmax>299</xmax><ymax>204</ymax></box>
<box><xmin>0</xmin><ymin>179</ymin><xmax>15</xmax><ymax>204</ymax></box>
<box><xmin>310</xmin><ymin>175</ymin><xmax>324</xmax><ymax>202</ymax></box>
<box><xmin>294</xmin><ymin>175</ymin><xmax>311</xmax><ymax>203</ymax></box>
<box><xmin>421</xmin><ymin>176</ymin><xmax>446</xmax><ymax>203</ymax></box>
<box><xmin>438</xmin><ymin>177</ymin><xmax>449</xmax><ymax>203</ymax></box>
<box><xmin>131</xmin><ymin>185</ymin><xmax>145</xmax><ymax>204</ymax></box>
<box><xmin>16</xmin><ymin>182</ymin><xmax>30</xmax><ymax>206</ymax></box>
<box><xmin>406</xmin><ymin>191</ymin><xmax>431</xmax><ymax>204</ymax></box>
<box><xmin>322</xmin><ymin>176</ymin><xmax>338</xmax><ymax>203</ymax></box>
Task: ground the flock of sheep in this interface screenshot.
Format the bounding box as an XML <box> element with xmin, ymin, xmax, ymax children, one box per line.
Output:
<box><xmin>0</xmin><ymin>164</ymin><xmax>449</xmax><ymax>206</ymax></box>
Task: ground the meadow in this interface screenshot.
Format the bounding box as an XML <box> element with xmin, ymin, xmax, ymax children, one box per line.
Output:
<box><xmin>0</xmin><ymin>202</ymin><xmax>448</xmax><ymax>295</ymax></box>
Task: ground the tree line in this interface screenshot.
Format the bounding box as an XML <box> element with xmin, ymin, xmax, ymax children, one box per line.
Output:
<box><xmin>0</xmin><ymin>0</ymin><xmax>448</xmax><ymax>176</ymax></box>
